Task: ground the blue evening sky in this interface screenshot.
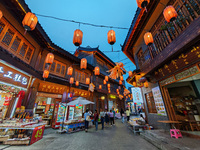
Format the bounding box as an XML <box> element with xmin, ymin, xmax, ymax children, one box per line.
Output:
<box><xmin>25</xmin><ymin>0</ymin><xmax>137</xmax><ymax>89</ymax></box>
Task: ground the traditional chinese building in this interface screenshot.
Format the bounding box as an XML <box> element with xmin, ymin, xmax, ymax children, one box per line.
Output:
<box><xmin>75</xmin><ymin>46</ymin><xmax>125</xmax><ymax>113</ymax></box>
<box><xmin>123</xmin><ymin>0</ymin><xmax>200</xmax><ymax>131</ymax></box>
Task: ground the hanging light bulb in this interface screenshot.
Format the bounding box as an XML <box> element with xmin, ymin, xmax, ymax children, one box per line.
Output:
<box><xmin>73</xmin><ymin>29</ymin><xmax>83</xmax><ymax>46</ymax></box>
<box><xmin>80</xmin><ymin>58</ymin><xmax>87</xmax><ymax>70</ymax></box>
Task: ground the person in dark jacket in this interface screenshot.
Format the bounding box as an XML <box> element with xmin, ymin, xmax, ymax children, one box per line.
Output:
<box><xmin>94</xmin><ymin>110</ymin><xmax>99</xmax><ymax>131</ymax></box>
<box><xmin>120</xmin><ymin>108</ymin><xmax>124</xmax><ymax>123</ymax></box>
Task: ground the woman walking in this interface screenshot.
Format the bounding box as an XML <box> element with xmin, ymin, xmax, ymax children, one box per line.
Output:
<box><xmin>84</xmin><ymin>109</ymin><xmax>90</xmax><ymax>132</ymax></box>
<box><xmin>109</xmin><ymin>110</ymin><xmax>114</xmax><ymax>126</ymax></box>
<box><xmin>126</xmin><ymin>108</ymin><xmax>130</xmax><ymax>122</ymax></box>
<box><xmin>94</xmin><ymin>109</ymin><xmax>99</xmax><ymax>131</ymax></box>
<box><xmin>105</xmin><ymin>109</ymin><xmax>109</xmax><ymax>126</ymax></box>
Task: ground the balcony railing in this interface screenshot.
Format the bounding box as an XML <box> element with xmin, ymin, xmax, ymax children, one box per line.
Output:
<box><xmin>138</xmin><ymin>0</ymin><xmax>200</xmax><ymax>68</ymax></box>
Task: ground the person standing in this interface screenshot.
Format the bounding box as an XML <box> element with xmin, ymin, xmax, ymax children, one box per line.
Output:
<box><xmin>109</xmin><ymin>110</ymin><xmax>114</xmax><ymax>126</ymax></box>
<box><xmin>105</xmin><ymin>109</ymin><xmax>109</xmax><ymax>126</ymax></box>
<box><xmin>120</xmin><ymin>108</ymin><xmax>124</xmax><ymax>123</ymax></box>
<box><xmin>99</xmin><ymin>109</ymin><xmax>105</xmax><ymax>130</ymax></box>
<box><xmin>112</xmin><ymin>108</ymin><xmax>116</xmax><ymax>125</ymax></box>
<box><xmin>84</xmin><ymin>109</ymin><xmax>90</xmax><ymax>132</ymax></box>
<box><xmin>126</xmin><ymin>108</ymin><xmax>130</xmax><ymax>122</ymax></box>
<box><xmin>94</xmin><ymin>110</ymin><xmax>99</xmax><ymax>131</ymax></box>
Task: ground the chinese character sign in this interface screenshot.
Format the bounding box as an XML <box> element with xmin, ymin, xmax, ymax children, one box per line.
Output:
<box><xmin>0</xmin><ymin>62</ymin><xmax>30</xmax><ymax>88</ymax></box>
<box><xmin>152</xmin><ymin>86</ymin><xmax>167</xmax><ymax>116</ymax></box>
<box><xmin>131</xmin><ymin>87</ymin><xmax>143</xmax><ymax>104</ymax></box>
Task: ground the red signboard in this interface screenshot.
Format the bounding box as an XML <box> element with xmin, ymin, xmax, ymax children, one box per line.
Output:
<box><xmin>30</xmin><ymin>125</ymin><xmax>45</xmax><ymax>145</ymax></box>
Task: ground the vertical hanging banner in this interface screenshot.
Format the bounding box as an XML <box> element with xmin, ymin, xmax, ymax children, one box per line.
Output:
<box><xmin>152</xmin><ymin>86</ymin><xmax>167</xmax><ymax>116</ymax></box>
<box><xmin>131</xmin><ymin>87</ymin><xmax>143</xmax><ymax>104</ymax></box>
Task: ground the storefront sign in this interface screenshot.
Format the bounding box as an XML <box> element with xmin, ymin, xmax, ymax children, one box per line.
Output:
<box><xmin>38</xmin><ymin>82</ymin><xmax>66</xmax><ymax>94</ymax></box>
<box><xmin>37</xmin><ymin>92</ymin><xmax>62</xmax><ymax>98</ymax></box>
<box><xmin>30</xmin><ymin>125</ymin><xmax>45</xmax><ymax>145</ymax></box>
<box><xmin>0</xmin><ymin>62</ymin><xmax>30</xmax><ymax>88</ymax></box>
<box><xmin>152</xmin><ymin>86</ymin><xmax>167</xmax><ymax>116</ymax></box>
<box><xmin>110</xmin><ymin>95</ymin><xmax>116</xmax><ymax>99</ymax></box>
<box><xmin>131</xmin><ymin>87</ymin><xmax>143</xmax><ymax>104</ymax></box>
<box><xmin>135</xmin><ymin>75</ymin><xmax>144</xmax><ymax>87</ymax></box>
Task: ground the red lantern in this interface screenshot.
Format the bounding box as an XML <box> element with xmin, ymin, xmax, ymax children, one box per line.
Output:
<box><xmin>107</xmin><ymin>84</ymin><xmax>110</xmax><ymax>88</ymax></box>
<box><xmin>80</xmin><ymin>58</ymin><xmax>87</xmax><ymax>70</ymax></box>
<box><xmin>117</xmin><ymin>92</ymin><xmax>120</xmax><ymax>95</ymax></box>
<box><xmin>128</xmin><ymin>71</ymin><xmax>133</xmax><ymax>77</ymax></box>
<box><xmin>144</xmin><ymin>32</ymin><xmax>153</xmax><ymax>46</ymax></box>
<box><xmin>73</xmin><ymin>29</ymin><xmax>83</xmax><ymax>46</ymax></box>
<box><xmin>103</xmin><ymin>80</ymin><xmax>106</xmax><ymax>85</ymax></box>
<box><xmin>136</xmin><ymin>0</ymin><xmax>150</xmax><ymax>12</ymax></box>
<box><xmin>144</xmin><ymin>81</ymin><xmax>149</xmax><ymax>88</ymax></box>
<box><xmin>120</xmin><ymin>76</ymin><xmax>123</xmax><ymax>81</ymax></box>
<box><xmin>116</xmin><ymin>89</ymin><xmax>119</xmax><ymax>93</ymax></box>
<box><xmin>108</xmin><ymin>88</ymin><xmax>110</xmax><ymax>91</ymax></box>
<box><xmin>99</xmin><ymin>85</ymin><xmax>102</xmax><ymax>90</ymax></box>
<box><xmin>163</xmin><ymin>5</ymin><xmax>178</xmax><ymax>23</ymax></box>
<box><xmin>43</xmin><ymin>70</ymin><xmax>49</xmax><ymax>78</ymax></box>
<box><xmin>108</xmin><ymin>90</ymin><xmax>111</xmax><ymax>93</ymax></box>
<box><xmin>86</xmin><ymin>78</ymin><xmax>90</xmax><ymax>85</ymax></box>
<box><xmin>75</xmin><ymin>81</ymin><xmax>79</xmax><ymax>86</ymax></box>
<box><xmin>67</xmin><ymin>67</ymin><xmax>73</xmax><ymax>76</ymax></box>
<box><xmin>107</xmin><ymin>30</ymin><xmax>116</xmax><ymax>45</ymax></box>
<box><xmin>70</xmin><ymin>77</ymin><xmax>74</xmax><ymax>84</ymax></box>
<box><xmin>119</xmin><ymin>80</ymin><xmax>122</xmax><ymax>85</ymax></box>
<box><xmin>45</xmin><ymin>53</ymin><xmax>54</xmax><ymax>64</ymax></box>
<box><xmin>22</xmin><ymin>12</ymin><xmax>38</xmax><ymax>31</ymax></box>
<box><xmin>133</xmin><ymin>82</ymin><xmax>136</xmax><ymax>87</ymax></box>
<box><xmin>94</xmin><ymin>66</ymin><xmax>100</xmax><ymax>75</ymax></box>
<box><xmin>0</xmin><ymin>10</ymin><xmax>3</xmax><ymax>20</ymax></box>
<box><xmin>105</xmin><ymin>76</ymin><xmax>109</xmax><ymax>82</ymax></box>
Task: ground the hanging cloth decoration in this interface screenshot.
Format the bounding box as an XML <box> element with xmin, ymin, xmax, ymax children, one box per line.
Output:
<box><xmin>16</xmin><ymin>91</ymin><xmax>25</xmax><ymax>108</ymax></box>
<box><xmin>107</xmin><ymin>62</ymin><xmax>126</xmax><ymax>79</ymax></box>
<box><xmin>89</xmin><ymin>83</ymin><xmax>95</xmax><ymax>92</ymax></box>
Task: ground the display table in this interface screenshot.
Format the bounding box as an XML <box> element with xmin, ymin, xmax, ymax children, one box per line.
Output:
<box><xmin>129</xmin><ymin>120</ymin><xmax>149</xmax><ymax>135</ymax></box>
<box><xmin>0</xmin><ymin>122</ymin><xmax>46</xmax><ymax>145</ymax></box>
<box><xmin>60</xmin><ymin>122</ymin><xmax>85</xmax><ymax>133</ymax></box>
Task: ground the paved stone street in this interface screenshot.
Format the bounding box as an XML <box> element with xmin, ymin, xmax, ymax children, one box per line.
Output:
<box><xmin>1</xmin><ymin>120</ymin><xmax>158</xmax><ymax>150</ymax></box>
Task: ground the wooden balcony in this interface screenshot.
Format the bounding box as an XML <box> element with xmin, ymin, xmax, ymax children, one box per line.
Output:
<box><xmin>138</xmin><ymin>0</ymin><xmax>200</xmax><ymax>74</ymax></box>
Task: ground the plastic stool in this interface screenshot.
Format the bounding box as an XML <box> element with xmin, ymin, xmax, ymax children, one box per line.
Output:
<box><xmin>170</xmin><ymin>129</ymin><xmax>182</xmax><ymax>139</ymax></box>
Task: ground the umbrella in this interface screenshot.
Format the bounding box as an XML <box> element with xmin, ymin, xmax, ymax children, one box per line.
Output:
<box><xmin>66</xmin><ymin>97</ymin><xmax>94</xmax><ymax>105</ymax></box>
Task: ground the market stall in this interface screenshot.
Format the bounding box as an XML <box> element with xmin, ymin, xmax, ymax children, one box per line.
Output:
<box><xmin>0</xmin><ymin>119</ymin><xmax>46</xmax><ymax>145</ymax></box>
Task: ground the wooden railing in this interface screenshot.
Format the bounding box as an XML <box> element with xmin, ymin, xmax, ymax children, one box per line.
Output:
<box><xmin>138</xmin><ymin>0</ymin><xmax>200</xmax><ymax>68</ymax></box>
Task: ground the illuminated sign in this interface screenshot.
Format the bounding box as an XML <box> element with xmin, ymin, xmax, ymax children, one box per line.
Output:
<box><xmin>131</xmin><ymin>87</ymin><xmax>143</xmax><ymax>104</ymax></box>
<box><xmin>110</xmin><ymin>94</ymin><xmax>116</xmax><ymax>99</ymax></box>
<box><xmin>0</xmin><ymin>62</ymin><xmax>30</xmax><ymax>88</ymax></box>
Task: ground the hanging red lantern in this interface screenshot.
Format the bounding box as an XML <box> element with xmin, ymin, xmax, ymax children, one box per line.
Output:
<box><xmin>144</xmin><ymin>32</ymin><xmax>153</xmax><ymax>46</ymax></box>
<box><xmin>133</xmin><ymin>82</ymin><xmax>136</xmax><ymax>87</ymax></box>
<box><xmin>163</xmin><ymin>5</ymin><xmax>178</xmax><ymax>23</ymax></box>
<box><xmin>86</xmin><ymin>78</ymin><xmax>90</xmax><ymax>85</ymax></box>
<box><xmin>108</xmin><ymin>88</ymin><xmax>110</xmax><ymax>91</ymax></box>
<box><xmin>120</xmin><ymin>76</ymin><xmax>123</xmax><ymax>81</ymax></box>
<box><xmin>136</xmin><ymin>0</ymin><xmax>150</xmax><ymax>12</ymax></box>
<box><xmin>94</xmin><ymin>66</ymin><xmax>100</xmax><ymax>75</ymax></box>
<box><xmin>103</xmin><ymin>80</ymin><xmax>106</xmax><ymax>85</ymax></box>
<box><xmin>67</xmin><ymin>67</ymin><xmax>73</xmax><ymax>76</ymax></box>
<box><xmin>105</xmin><ymin>76</ymin><xmax>109</xmax><ymax>82</ymax></box>
<box><xmin>119</xmin><ymin>80</ymin><xmax>122</xmax><ymax>85</ymax></box>
<box><xmin>70</xmin><ymin>77</ymin><xmax>74</xmax><ymax>84</ymax></box>
<box><xmin>108</xmin><ymin>90</ymin><xmax>111</xmax><ymax>93</ymax></box>
<box><xmin>75</xmin><ymin>81</ymin><xmax>79</xmax><ymax>86</ymax></box>
<box><xmin>128</xmin><ymin>71</ymin><xmax>133</xmax><ymax>77</ymax></box>
<box><xmin>43</xmin><ymin>70</ymin><xmax>49</xmax><ymax>78</ymax></box>
<box><xmin>107</xmin><ymin>30</ymin><xmax>116</xmax><ymax>45</ymax></box>
<box><xmin>116</xmin><ymin>89</ymin><xmax>119</xmax><ymax>93</ymax></box>
<box><xmin>80</xmin><ymin>58</ymin><xmax>87</xmax><ymax>70</ymax></box>
<box><xmin>107</xmin><ymin>84</ymin><xmax>110</xmax><ymax>88</ymax></box>
<box><xmin>45</xmin><ymin>53</ymin><xmax>54</xmax><ymax>64</ymax></box>
<box><xmin>99</xmin><ymin>85</ymin><xmax>102</xmax><ymax>90</ymax></box>
<box><xmin>0</xmin><ymin>10</ymin><xmax>3</xmax><ymax>20</ymax></box>
<box><xmin>73</xmin><ymin>29</ymin><xmax>83</xmax><ymax>46</ymax></box>
<box><xmin>144</xmin><ymin>81</ymin><xmax>149</xmax><ymax>88</ymax></box>
<box><xmin>22</xmin><ymin>12</ymin><xmax>38</xmax><ymax>31</ymax></box>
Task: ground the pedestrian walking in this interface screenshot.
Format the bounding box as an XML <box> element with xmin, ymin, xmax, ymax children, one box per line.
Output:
<box><xmin>109</xmin><ymin>110</ymin><xmax>114</xmax><ymax>126</ymax></box>
<box><xmin>84</xmin><ymin>109</ymin><xmax>90</xmax><ymax>132</ymax></box>
<box><xmin>120</xmin><ymin>108</ymin><xmax>124</xmax><ymax>123</ymax></box>
<box><xmin>126</xmin><ymin>108</ymin><xmax>130</xmax><ymax>122</ymax></box>
<box><xmin>112</xmin><ymin>108</ymin><xmax>116</xmax><ymax>125</ymax></box>
<box><xmin>94</xmin><ymin>109</ymin><xmax>99</xmax><ymax>131</ymax></box>
<box><xmin>105</xmin><ymin>109</ymin><xmax>109</xmax><ymax>126</ymax></box>
<box><xmin>99</xmin><ymin>109</ymin><xmax>105</xmax><ymax>130</ymax></box>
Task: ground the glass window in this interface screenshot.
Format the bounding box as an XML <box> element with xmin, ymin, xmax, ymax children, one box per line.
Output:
<box><xmin>61</xmin><ymin>65</ymin><xmax>65</xmax><ymax>75</ymax></box>
<box><xmin>0</xmin><ymin>22</ymin><xmax>5</xmax><ymax>34</ymax></box>
<box><xmin>25</xmin><ymin>47</ymin><xmax>33</xmax><ymax>61</ymax></box>
<box><xmin>50</xmin><ymin>62</ymin><xmax>56</xmax><ymax>72</ymax></box>
<box><xmin>2</xmin><ymin>29</ymin><xmax>14</xmax><ymax>46</ymax></box>
<box><xmin>11</xmin><ymin>36</ymin><xmax>21</xmax><ymax>51</ymax></box>
<box><xmin>56</xmin><ymin>63</ymin><xmax>61</xmax><ymax>73</ymax></box>
<box><xmin>19</xmin><ymin>43</ymin><xmax>28</xmax><ymax>57</ymax></box>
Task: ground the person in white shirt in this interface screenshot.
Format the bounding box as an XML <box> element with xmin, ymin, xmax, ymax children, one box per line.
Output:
<box><xmin>99</xmin><ymin>109</ymin><xmax>105</xmax><ymax>130</ymax></box>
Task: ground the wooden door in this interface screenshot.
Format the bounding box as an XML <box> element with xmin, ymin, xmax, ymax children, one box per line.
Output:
<box><xmin>145</xmin><ymin>92</ymin><xmax>157</xmax><ymax>113</ymax></box>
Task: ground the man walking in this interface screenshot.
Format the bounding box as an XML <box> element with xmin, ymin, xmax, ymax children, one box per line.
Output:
<box><xmin>126</xmin><ymin>108</ymin><xmax>130</xmax><ymax>122</ymax></box>
<box><xmin>99</xmin><ymin>109</ymin><xmax>105</xmax><ymax>130</ymax></box>
<box><xmin>94</xmin><ymin>110</ymin><xmax>99</xmax><ymax>131</ymax></box>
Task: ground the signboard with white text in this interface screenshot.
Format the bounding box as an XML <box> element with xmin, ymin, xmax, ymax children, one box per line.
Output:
<box><xmin>131</xmin><ymin>87</ymin><xmax>143</xmax><ymax>104</ymax></box>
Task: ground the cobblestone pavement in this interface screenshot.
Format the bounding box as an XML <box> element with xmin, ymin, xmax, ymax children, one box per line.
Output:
<box><xmin>1</xmin><ymin>120</ymin><xmax>158</xmax><ymax>150</ymax></box>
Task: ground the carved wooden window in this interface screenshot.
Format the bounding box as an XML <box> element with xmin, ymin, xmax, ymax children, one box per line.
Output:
<box><xmin>0</xmin><ymin>18</ymin><xmax>35</xmax><ymax>64</ymax></box>
<box><xmin>75</xmin><ymin>69</ymin><xmax>90</xmax><ymax>84</ymax></box>
<box><xmin>46</xmin><ymin>60</ymin><xmax>66</xmax><ymax>77</ymax></box>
